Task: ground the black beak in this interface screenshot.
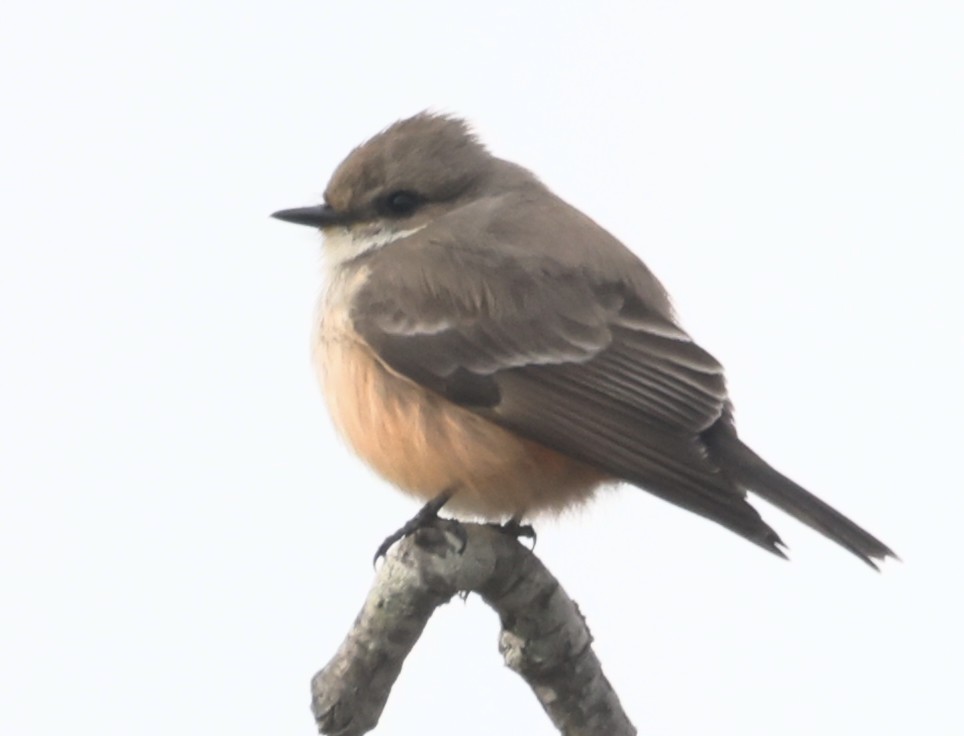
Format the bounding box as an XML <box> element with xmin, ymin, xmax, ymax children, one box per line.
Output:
<box><xmin>270</xmin><ymin>204</ymin><xmax>348</xmax><ymax>228</ymax></box>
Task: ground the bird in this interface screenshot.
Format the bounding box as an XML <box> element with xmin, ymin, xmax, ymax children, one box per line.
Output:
<box><xmin>272</xmin><ymin>112</ymin><xmax>894</xmax><ymax>568</ymax></box>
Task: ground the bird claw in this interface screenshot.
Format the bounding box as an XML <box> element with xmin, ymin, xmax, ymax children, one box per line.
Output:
<box><xmin>487</xmin><ymin>519</ymin><xmax>537</xmax><ymax>548</ymax></box>
<box><xmin>373</xmin><ymin>492</ymin><xmax>462</xmax><ymax>565</ymax></box>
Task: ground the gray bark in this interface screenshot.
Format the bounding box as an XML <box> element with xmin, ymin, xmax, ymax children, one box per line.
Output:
<box><xmin>311</xmin><ymin>521</ymin><xmax>636</xmax><ymax>735</ymax></box>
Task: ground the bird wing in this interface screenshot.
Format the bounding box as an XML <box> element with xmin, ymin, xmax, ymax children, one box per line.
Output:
<box><xmin>350</xmin><ymin>203</ymin><xmax>784</xmax><ymax>554</ymax></box>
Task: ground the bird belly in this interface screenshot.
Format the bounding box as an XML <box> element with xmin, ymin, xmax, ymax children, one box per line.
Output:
<box><xmin>318</xmin><ymin>334</ymin><xmax>607</xmax><ymax>519</ymax></box>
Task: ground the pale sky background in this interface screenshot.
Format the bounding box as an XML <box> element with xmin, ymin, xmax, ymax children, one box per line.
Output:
<box><xmin>2</xmin><ymin>2</ymin><xmax>963</xmax><ymax>734</ymax></box>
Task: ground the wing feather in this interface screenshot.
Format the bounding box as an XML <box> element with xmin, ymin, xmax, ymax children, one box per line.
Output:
<box><xmin>350</xmin><ymin>223</ymin><xmax>783</xmax><ymax>553</ymax></box>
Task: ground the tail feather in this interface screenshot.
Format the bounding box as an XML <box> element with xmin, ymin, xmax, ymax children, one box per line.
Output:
<box><xmin>704</xmin><ymin>425</ymin><xmax>895</xmax><ymax>569</ymax></box>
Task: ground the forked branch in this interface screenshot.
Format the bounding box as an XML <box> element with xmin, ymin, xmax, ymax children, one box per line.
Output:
<box><xmin>311</xmin><ymin>521</ymin><xmax>635</xmax><ymax>735</ymax></box>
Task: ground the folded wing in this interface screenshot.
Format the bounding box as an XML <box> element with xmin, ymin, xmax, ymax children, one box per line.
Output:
<box><xmin>353</xmin><ymin>237</ymin><xmax>785</xmax><ymax>555</ymax></box>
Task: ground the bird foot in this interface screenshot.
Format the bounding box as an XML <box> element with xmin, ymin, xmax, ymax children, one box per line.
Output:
<box><xmin>373</xmin><ymin>492</ymin><xmax>464</xmax><ymax>564</ymax></box>
<box><xmin>487</xmin><ymin>519</ymin><xmax>537</xmax><ymax>548</ymax></box>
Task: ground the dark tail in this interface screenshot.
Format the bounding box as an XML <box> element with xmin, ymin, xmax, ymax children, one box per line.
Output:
<box><xmin>704</xmin><ymin>424</ymin><xmax>895</xmax><ymax>569</ymax></box>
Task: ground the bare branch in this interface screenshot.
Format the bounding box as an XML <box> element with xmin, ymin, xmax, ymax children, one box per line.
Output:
<box><xmin>311</xmin><ymin>521</ymin><xmax>636</xmax><ymax>735</ymax></box>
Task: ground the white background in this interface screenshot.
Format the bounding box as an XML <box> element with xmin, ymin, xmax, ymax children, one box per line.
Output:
<box><xmin>2</xmin><ymin>2</ymin><xmax>962</xmax><ymax>734</ymax></box>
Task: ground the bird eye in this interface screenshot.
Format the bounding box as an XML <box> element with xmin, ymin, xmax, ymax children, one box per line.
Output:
<box><xmin>380</xmin><ymin>190</ymin><xmax>422</xmax><ymax>217</ymax></box>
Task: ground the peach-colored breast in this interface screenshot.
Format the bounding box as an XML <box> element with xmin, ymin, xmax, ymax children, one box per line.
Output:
<box><xmin>317</xmin><ymin>326</ymin><xmax>608</xmax><ymax>520</ymax></box>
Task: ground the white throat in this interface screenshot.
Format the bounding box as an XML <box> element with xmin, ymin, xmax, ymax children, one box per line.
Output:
<box><xmin>322</xmin><ymin>223</ymin><xmax>425</xmax><ymax>272</ymax></box>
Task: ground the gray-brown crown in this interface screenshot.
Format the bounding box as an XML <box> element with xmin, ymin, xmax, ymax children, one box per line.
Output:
<box><xmin>323</xmin><ymin>113</ymin><xmax>496</xmax><ymax>216</ymax></box>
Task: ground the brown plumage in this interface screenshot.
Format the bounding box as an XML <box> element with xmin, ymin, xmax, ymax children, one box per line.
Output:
<box><xmin>274</xmin><ymin>112</ymin><xmax>894</xmax><ymax>567</ymax></box>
